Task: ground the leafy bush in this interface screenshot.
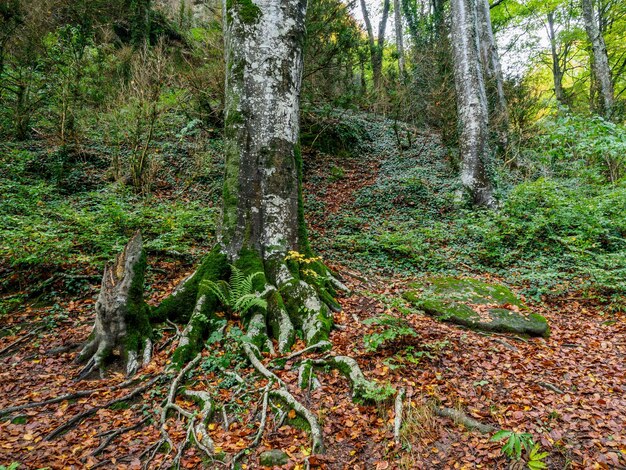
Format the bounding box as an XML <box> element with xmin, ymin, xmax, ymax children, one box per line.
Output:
<box><xmin>527</xmin><ymin>113</ymin><xmax>626</xmax><ymax>183</ymax></box>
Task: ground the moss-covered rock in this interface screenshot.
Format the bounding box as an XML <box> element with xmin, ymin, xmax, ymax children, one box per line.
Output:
<box><xmin>403</xmin><ymin>277</ymin><xmax>549</xmax><ymax>337</ymax></box>
<box><xmin>259</xmin><ymin>449</ymin><xmax>289</xmax><ymax>467</ymax></box>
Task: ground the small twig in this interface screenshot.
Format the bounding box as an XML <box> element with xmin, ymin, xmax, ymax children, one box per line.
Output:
<box><xmin>89</xmin><ymin>417</ymin><xmax>150</xmax><ymax>457</ymax></box>
<box><xmin>537</xmin><ymin>381</ymin><xmax>565</xmax><ymax>394</ymax></box>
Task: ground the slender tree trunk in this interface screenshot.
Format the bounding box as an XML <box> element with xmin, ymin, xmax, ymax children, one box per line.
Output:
<box><xmin>582</xmin><ymin>0</ymin><xmax>614</xmax><ymax>117</ymax></box>
<box><xmin>450</xmin><ymin>0</ymin><xmax>495</xmax><ymax>208</ymax></box>
<box><xmin>360</xmin><ymin>0</ymin><xmax>390</xmax><ymax>90</ymax></box>
<box><xmin>394</xmin><ymin>0</ymin><xmax>405</xmax><ymax>78</ymax></box>
<box><xmin>476</xmin><ymin>0</ymin><xmax>507</xmax><ymax>123</ymax></box>
<box><xmin>547</xmin><ymin>11</ymin><xmax>566</xmax><ymax>106</ymax></box>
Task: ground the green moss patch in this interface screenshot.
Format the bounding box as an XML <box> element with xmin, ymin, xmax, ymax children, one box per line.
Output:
<box><xmin>403</xmin><ymin>277</ymin><xmax>549</xmax><ymax>337</ymax></box>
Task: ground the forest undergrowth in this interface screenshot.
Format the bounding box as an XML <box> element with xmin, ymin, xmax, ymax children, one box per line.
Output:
<box><xmin>1</xmin><ymin>111</ymin><xmax>625</xmax><ymax>469</ymax></box>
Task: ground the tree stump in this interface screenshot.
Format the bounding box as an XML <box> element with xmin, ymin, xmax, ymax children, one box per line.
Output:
<box><xmin>76</xmin><ymin>230</ymin><xmax>152</xmax><ymax>379</ymax></box>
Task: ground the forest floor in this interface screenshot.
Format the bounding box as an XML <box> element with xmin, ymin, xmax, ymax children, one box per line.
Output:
<box><xmin>1</xmin><ymin>115</ymin><xmax>625</xmax><ymax>469</ymax></box>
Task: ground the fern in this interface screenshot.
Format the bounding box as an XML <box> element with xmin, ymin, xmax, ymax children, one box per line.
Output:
<box><xmin>201</xmin><ymin>266</ymin><xmax>267</xmax><ymax>315</ymax></box>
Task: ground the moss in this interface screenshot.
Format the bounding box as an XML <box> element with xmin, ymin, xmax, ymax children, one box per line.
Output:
<box><xmin>226</xmin><ymin>0</ymin><xmax>261</xmax><ymax>25</ymax></box>
<box><xmin>266</xmin><ymin>289</ymin><xmax>296</xmax><ymax>351</ymax></box>
<box><xmin>152</xmin><ymin>246</ymin><xmax>228</xmax><ymax>322</ymax></box>
<box><xmin>403</xmin><ymin>276</ymin><xmax>549</xmax><ymax>337</ymax></box>
<box><xmin>124</xmin><ymin>245</ymin><xmax>152</xmax><ymax>354</ymax></box>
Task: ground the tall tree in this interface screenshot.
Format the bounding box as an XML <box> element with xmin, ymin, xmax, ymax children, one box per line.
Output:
<box><xmin>360</xmin><ymin>0</ymin><xmax>391</xmax><ymax>89</ymax></box>
<box><xmin>546</xmin><ymin>10</ymin><xmax>568</xmax><ymax>106</ymax></box>
<box><xmin>450</xmin><ymin>0</ymin><xmax>495</xmax><ymax>207</ymax></box>
<box><xmin>78</xmin><ymin>0</ymin><xmax>345</xmax><ymax>376</ymax></box>
<box><xmin>476</xmin><ymin>0</ymin><xmax>508</xmax><ymax>125</ymax></box>
<box><xmin>582</xmin><ymin>0</ymin><xmax>614</xmax><ymax>116</ymax></box>
<box><xmin>393</xmin><ymin>0</ymin><xmax>405</xmax><ymax>77</ymax></box>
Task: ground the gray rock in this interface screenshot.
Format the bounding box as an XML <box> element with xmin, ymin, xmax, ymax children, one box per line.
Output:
<box><xmin>403</xmin><ymin>276</ymin><xmax>549</xmax><ymax>337</ymax></box>
<box><xmin>259</xmin><ymin>449</ymin><xmax>289</xmax><ymax>467</ymax></box>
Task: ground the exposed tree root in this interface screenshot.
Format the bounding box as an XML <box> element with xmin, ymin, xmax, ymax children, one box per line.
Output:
<box><xmin>435</xmin><ymin>407</ymin><xmax>497</xmax><ymax>434</ymax></box>
<box><xmin>88</xmin><ymin>416</ymin><xmax>151</xmax><ymax>458</ymax></box>
<box><xmin>44</xmin><ymin>375</ymin><xmax>162</xmax><ymax>441</ymax></box>
<box><xmin>65</xmin><ymin>238</ymin><xmax>386</xmax><ymax>466</ymax></box>
<box><xmin>0</xmin><ymin>376</ymin><xmax>142</xmax><ymax>417</ymax></box>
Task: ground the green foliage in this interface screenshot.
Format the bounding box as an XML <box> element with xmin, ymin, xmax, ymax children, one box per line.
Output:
<box><xmin>0</xmin><ymin>463</ymin><xmax>20</xmax><ymax>470</ymax></box>
<box><xmin>0</xmin><ymin>147</ymin><xmax>216</xmax><ymax>276</ymax></box>
<box><xmin>528</xmin><ymin>113</ymin><xmax>626</xmax><ymax>183</ymax></box>
<box><xmin>491</xmin><ymin>430</ymin><xmax>548</xmax><ymax>468</ymax></box>
<box><xmin>359</xmin><ymin>381</ymin><xmax>396</xmax><ymax>403</ymax></box>
<box><xmin>201</xmin><ymin>266</ymin><xmax>267</xmax><ymax>316</ymax></box>
<box><xmin>362</xmin><ymin>315</ymin><xmax>418</xmax><ymax>352</ymax></box>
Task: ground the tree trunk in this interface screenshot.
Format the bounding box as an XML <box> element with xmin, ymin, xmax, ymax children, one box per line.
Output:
<box><xmin>394</xmin><ymin>0</ymin><xmax>405</xmax><ymax>78</ymax></box>
<box><xmin>476</xmin><ymin>0</ymin><xmax>508</xmax><ymax>137</ymax></box>
<box><xmin>582</xmin><ymin>0</ymin><xmax>614</xmax><ymax>117</ymax></box>
<box><xmin>547</xmin><ymin>11</ymin><xmax>566</xmax><ymax>107</ymax></box>
<box><xmin>149</xmin><ymin>0</ymin><xmax>343</xmax><ymax>365</ymax></box>
<box><xmin>450</xmin><ymin>0</ymin><xmax>495</xmax><ymax>208</ymax></box>
<box><xmin>360</xmin><ymin>0</ymin><xmax>390</xmax><ymax>90</ymax></box>
<box><xmin>76</xmin><ymin>231</ymin><xmax>152</xmax><ymax>378</ymax></box>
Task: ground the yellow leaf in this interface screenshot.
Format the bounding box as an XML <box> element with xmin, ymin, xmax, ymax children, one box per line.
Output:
<box><xmin>208</xmin><ymin>423</ymin><xmax>217</xmax><ymax>431</ymax></box>
<box><xmin>23</xmin><ymin>433</ymin><xmax>34</xmax><ymax>441</ymax></box>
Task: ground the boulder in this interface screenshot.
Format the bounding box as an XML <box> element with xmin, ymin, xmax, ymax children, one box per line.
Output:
<box><xmin>403</xmin><ymin>277</ymin><xmax>549</xmax><ymax>337</ymax></box>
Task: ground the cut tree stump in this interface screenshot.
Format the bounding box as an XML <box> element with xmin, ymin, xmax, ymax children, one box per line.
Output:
<box><xmin>76</xmin><ymin>230</ymin><xmax>152</xmax><ymax>379</ymax></box>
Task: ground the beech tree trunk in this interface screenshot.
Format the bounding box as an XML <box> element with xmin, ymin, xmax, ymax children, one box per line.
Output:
<box><xmin>360</xmin><ymin>0</ymin><xmax>391</xmax><ymax>90</ymax></box>
<box><xmin>547</xmin><ymin>11</ymin><xmax>566</xmax><ymax>107</ymax></box>
<box><xmin>394</xmin><ymin>0</ymin><xmax>405</xmax><ymax>78</ymax></box>
<box><xmin>450</xmin><ymin>0</ymin><xmax>495</xmax><ymax>208</ymax></box>
<box><xmin>582</xmin><ymin>0</ymin><xmax>614</xmax><ymax>117</ymax></box>
<box><xmin>147</xmin><ymin>0</ymin><xmax>343</xmax><ymax>365</ymax></box>
<box><xmin>476</xmin><ymin>0</ymin><xmax>508</xmax><ymax>134</ymax></box>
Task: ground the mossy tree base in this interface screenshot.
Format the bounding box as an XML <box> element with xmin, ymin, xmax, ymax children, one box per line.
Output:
<box><xmin>76</xmin><ymin>231</ymin><xmax>152</xmax><ymax>379</ymax></box>
<box><xmin>403</xmin><ymin>276</ymin><xmax>549</xmax><ymax>337</ymax></box>
<box><xmin>152</xmin><ymin>246</ymin><xmax>341</xmax><ymax>367</ymax></box>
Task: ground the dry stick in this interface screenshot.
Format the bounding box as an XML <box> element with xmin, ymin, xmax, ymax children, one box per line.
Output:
<box><xmin>44</xmin><ymin>375</ymin><xmax>162</xmax><ymax>441</ymax></box>
<box><xmin>537</xmin><ymin>381</ymin><xmax>565</xmax><ymax>394</ymax></box>
<box><xmin>394</xmin><ymin>388</ymin><xmax>406</xmax><ymax>444</ymax></box>
<box><xmin>89</xmin><ymin>417</ymin><xmax>151</xmax><ymax>457</ymax></box>
<box><xmin>435</xmin><ymin>407</ymin><xmax>496</xmax><ymax>434</ymax></box>
<box><xmin>0</xmin><ymin>326</ymin><xmax>45</xmax><ymax>356</ymax></box>
<box><xmin>0</xmin><ymin>375</ymin><xmax>143</xmax><ymax>417</ymax></box>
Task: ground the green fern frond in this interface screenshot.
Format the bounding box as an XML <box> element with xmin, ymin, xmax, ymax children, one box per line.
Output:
<box><xmin>201</xmin><ymin>279</ymin><xmax>230</xmax><ymax>306</ymax></box>
<box><xmin>233</xmin><ymin>294</ymin><xmax>268</xmax><ymax>315</ymax></box>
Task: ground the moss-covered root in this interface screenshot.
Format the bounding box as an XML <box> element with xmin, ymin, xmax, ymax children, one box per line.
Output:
<box><xmin>76</xmin><ymin>231</ymin><xmax>153</xmax><ymax>379</ymax></box>
<box><xmin>269</xmin><ymin>388</ymin><xmax>324</xmax><ymax>454</ymax></box>
<box><xmin>273</xmin><ymin>263</ymin><xmax>334</xmax><ymax>347</ymax></box>
<box><xmin>158</xmin><ymin>248</ymin><xmax>228</xmax><ymax>366</ymax></box>
<box><xmin>314</xmin><ymin>356</ymin><xmax>390</xmax><ymax>402</ymax></box>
